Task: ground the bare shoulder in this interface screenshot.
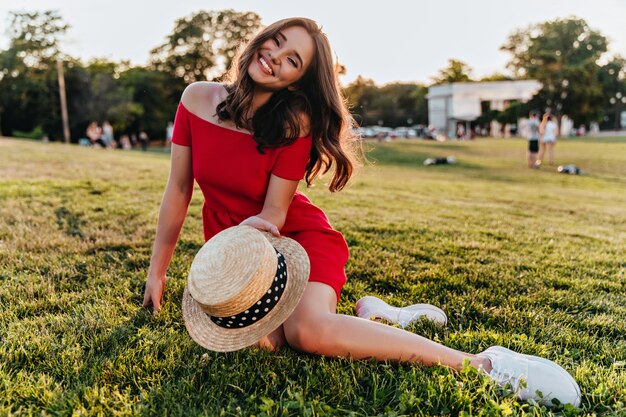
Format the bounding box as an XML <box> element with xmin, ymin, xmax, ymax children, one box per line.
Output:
<box><xmin>181</xmin><ymin>82</ymin><xmax>228</xmax><ymax>118</ymax></box>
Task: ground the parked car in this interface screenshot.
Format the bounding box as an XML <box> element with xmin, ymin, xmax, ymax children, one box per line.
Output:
<box><xmin>355</xmin><ymin>127</ymin><xmax>376</xmax><ymax>138</ymax></box>
<box><xmin>393</xmin><ymin>127</ymin><xmax>417</xmax><ymax>138</ymax></box>
<box><xmin>413</xmin><ymin>124</ymin><xmax>437</xmax><ymax>140</ymax></box>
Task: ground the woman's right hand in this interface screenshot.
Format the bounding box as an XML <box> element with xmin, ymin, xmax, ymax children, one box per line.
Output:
<box><xmin>143</xmin><ymin>273</ymin><xmax>166</xmax><ymax>312</ymax></box>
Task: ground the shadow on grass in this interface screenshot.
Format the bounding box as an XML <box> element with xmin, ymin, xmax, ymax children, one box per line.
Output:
<box><xmin>54</xmin><ymin>207</ymin><xmax>86</xmax><ymax>239</ymax></box>
<box><xmin>65</xmin><ymin>308</ymin><xmax>195</xmax><ymax>406</ymax></box>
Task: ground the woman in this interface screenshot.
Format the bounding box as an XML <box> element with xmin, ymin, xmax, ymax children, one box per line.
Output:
<box><xmin>142</xmin><ymin>17</ymin><xmax>580</xmax><ymax>407</ymax></box>
<box><xmin>538</xmin><ymin>114</ymin><xmax>558</xmax><ymax>166</ymax></box>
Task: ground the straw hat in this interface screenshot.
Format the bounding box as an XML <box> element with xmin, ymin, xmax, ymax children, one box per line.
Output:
<box><xmin>182</xmin><ymin>225</ymin><xmax>310</xmax><ymax>352</ymax></box>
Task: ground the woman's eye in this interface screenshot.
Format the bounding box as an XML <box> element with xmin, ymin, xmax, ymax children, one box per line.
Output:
<box><xmin>272</xmin><ymin>36</ymin><xmax>280</xmax><ymax>46</ymax></box>
<box><xmin>288</xmin><ymin>58</ymin><xmax>298</xmax><ymax>68</ymax></box>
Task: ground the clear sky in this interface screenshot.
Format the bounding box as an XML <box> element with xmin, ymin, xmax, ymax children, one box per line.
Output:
<box><xmin>1</xmin><ymin>0</ymin><xmax>625</xmax><ymax>85</ymax></box>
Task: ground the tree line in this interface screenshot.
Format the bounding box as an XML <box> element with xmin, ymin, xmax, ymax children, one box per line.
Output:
<box><xmin>0</xmin><ymin>10</ymin><xmax>262</xmax><ymax>142</ymax></box>
<box><xmin>0</xmin><ymin>11</ymin><xmax>624</xmax><ymax>142</ymax></box>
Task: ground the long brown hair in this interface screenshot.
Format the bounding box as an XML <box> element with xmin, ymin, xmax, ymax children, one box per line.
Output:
<box><xmin>216</xmin><ymin>17</ymin><xmax>361</xmax><ymax>192</ymax></box>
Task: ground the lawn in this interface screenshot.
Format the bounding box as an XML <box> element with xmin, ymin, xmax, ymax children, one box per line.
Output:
<box><xmin>0</xmin><ymin>136</ymin><xmax>625</xmax><ymax>416</ymax></box>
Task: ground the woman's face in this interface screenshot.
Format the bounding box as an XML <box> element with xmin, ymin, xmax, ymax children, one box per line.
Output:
<box><xmin>248</xmin><ymin>25</ymin><xmax>315</xmax><ymax>92</ymax></box>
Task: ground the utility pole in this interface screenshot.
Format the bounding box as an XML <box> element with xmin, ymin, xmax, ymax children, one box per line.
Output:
<box><xmin>57</xmin><ymin>59</ymin><xmax>70</xmax><ymax>143</ymax></box>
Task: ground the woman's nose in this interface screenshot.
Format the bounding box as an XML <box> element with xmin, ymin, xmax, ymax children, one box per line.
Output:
<box><xmin>268</xmin><ymin>50</ymin><xmax>281</xmax><ymax>64</ymax></box>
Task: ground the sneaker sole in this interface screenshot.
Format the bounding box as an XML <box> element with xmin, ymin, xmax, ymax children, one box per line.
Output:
<box><xmin>488</xmin><ymin>346</ymin><xmax>581</xmax><ymax>407</ymax></box>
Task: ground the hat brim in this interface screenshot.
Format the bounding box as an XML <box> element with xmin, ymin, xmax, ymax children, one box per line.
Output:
<box><xmin>182</xmin><ymin>231</ymin><xmax>310</xmax><ymax>352</ymax></box>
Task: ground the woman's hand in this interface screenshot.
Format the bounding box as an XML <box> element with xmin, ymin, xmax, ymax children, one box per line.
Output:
<box><xmin>143</xmin><ymin>273</ymin><xmax>166</xmax><ymax>312</ymax></box>
<box><xmin>240</xmin><ymin>216</ymin><xmax>280</xmax><ymax>237</ymax></box>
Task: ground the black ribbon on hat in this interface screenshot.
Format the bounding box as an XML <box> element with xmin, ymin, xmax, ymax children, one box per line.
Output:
<box><xmin>210</xmin><ymin>250</ymin><xmax>288</xmax><ymax>329</ymax></box>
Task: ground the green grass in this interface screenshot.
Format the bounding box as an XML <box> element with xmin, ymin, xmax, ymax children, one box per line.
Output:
<box><xmin>1</xmin><ymin>136</ymin><xmax>625</xmax><ymax>416</ymax></box>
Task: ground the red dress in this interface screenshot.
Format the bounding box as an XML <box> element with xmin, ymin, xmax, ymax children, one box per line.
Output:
<box><xmin>172</xmin><ymin>102</ymin><xmax>349</xmax><ymax>299</ymax></box>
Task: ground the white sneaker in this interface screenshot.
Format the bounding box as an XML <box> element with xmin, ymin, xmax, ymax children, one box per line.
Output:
<box><xmin>355</xmin><ymin>295</ymin><xmax>447</xmax><ymax>327</ymax></box>
<box><xmin>478</xmin><ymin>346</ymin><xmax>581</xmax><ymax>408</ymax></box>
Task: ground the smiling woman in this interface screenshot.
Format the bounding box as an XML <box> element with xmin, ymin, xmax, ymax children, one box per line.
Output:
<box><xmin>141</xmin><ymin>16</ymin><xmax>582</xmax><ymax>409</ymax></box>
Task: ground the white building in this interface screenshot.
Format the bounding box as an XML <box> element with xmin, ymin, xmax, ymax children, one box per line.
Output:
<box><xmin>428</xmin><ymin>80</ymin><xmax>542</xmax><ymax>138</ymax></box>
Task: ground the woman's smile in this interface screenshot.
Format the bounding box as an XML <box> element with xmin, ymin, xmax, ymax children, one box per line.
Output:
<box><xmin>257</xmin><ymin>55</ymin><xmax>274</xmax><ymax>76</ymax></box>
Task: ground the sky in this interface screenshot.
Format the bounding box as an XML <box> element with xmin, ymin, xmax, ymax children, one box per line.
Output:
<box><xmin>1</xmin><ymin>0</ymin><xmax>625</xmax><ymax>85</ymax></box>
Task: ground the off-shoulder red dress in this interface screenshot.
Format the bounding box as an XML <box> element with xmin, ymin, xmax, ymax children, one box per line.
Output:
<box><xmin>171</xmin><ymin>102</ymin><xmax>349</xmax><ymax>299</ymax></box>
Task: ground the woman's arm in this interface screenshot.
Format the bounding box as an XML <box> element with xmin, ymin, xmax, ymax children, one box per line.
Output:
<box><xmin>240</xmin><ymin>174</ymin><xmax>299</xmax><ymax>236</ymax></box>
<box><xmin>539</xmin><ymin>116</ymin><xmax>548</xmax><ymax>135</ymax></box>
<box><xmin>537</xmin><ymin>119</ymin><xmax>544</xmax><ymax>142</ymax></box>
<box><xmin>143</xmin><ymin>143</ymin><xmax>194</xmax><ymax>311</ymax></box>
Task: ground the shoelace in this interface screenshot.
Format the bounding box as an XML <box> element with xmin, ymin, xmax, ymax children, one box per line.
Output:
<box><xmin>490</xmin><ymin>367</ymin><xmax>525</xmax><ymax>392</ymax></box>
<box><xmin>395</xmin><ymin>309</ymin><xmax>428</xmax><ymax>328</ymax></box>
<box><xmin>359</xmin><ymin>300</ymin><xmax>442</xmax><ymax>328</ymax></box>
<box><xmin>361</xmin><ymin>305</ymin><xmax>421</xmax><ymax>328</ymax></box>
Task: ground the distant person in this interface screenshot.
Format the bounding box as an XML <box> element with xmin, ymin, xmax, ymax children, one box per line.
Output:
<box><xmin>139</xmin><ymin>130</ymin><xmax>149</xmax><ymax>152</ymax></box>
<box><xmin>86</xmin><ymin>121</ymin><xmax>105</xmax><ymax>147</ymax></box>
<box><xmin>503</xmin><ymin>123</ymin><xmax>511</xmax><ymax>138</ymax></box>
<box><xmin>456</xmin><ymin>123</ymin><xmax>465</xmax><ymax>140</ymax></box>
<box><xmin>119</xmin><ymin>134</ymin><xmax>132</xmax><ymax>150</ymax></box>
<box><xmin>526</xmin><ymin>111</ymin><xmax>540</xmax><ymax>168</ymax></box>
<box><xmin>538</xmin><ymin>114</ymin><xmax>558</xmax><ymax>166</ymax></box>
<box><xmin>165</xmin><ymin>121</ymin><xmax>174</xmax><ymax>147</ymax></box>
<box><xmin>102</xmin><ymin>121</ymin><xmax>115</xmax><ymax>148</ymax></box>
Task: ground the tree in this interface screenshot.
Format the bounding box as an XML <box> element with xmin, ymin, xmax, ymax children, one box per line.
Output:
<box><xmin>1</xmin><ymin>10</ymin><xmax>68</xmax><ymax>72</ymax></box>
<box><xmin>343</xmin><ymin>77</ymin><xmax>428</xmax><ymax>127</ymax></box>
<box><xmin>119</xmin><ymin>67</ymin><xmax>174</xmax><ymax>139</ymax></box>
<box><xmin>0</xmin><ymin>10</ymin><xmax>69</xmax><ymax>138</ymax></box>
<box><xmin>378</xmin><ymin>83</ymin><xmax>428</xmax><ymax>127</ymax></box>
<box><xmin>149</xmin><ymin>10</ymin><xmax>262</xmax><ymax>83</ymax></box>
<box><xmin>64</xmin><ymin>60</ymin><xmax>174</xmax><ymax>141</ymax></box>
<box><xmin>479</xmin><ymin>72</ymin><xmax>513</xmax><ymax>82</ymax></box>
<box><xmin>409</xmin><ymin>84</ymin><xmax>429</xmax><ymax>126</ymax></box>
<box><xmin>501</xmin><ymin>17</ymin><xmax>608</xmax><ymax>125</ymax></box>
<box><xmin>597</xmin><ymin>56</ymin><xmax>626</xmax><ymax>129</ymax></box>
<box><xmin>343</xmin><ymin>76</ymin><xmax>377</xmax><ymax>125</ymax></box>
<box><xmin>432</xmin><ymin>59</ymin><xmax>473</xmax><ymax>84</ymax></box>
<box><xmin>62</xmin><ymin>59</ymin><xmax>140</xmax><ymax>140</ymax></box>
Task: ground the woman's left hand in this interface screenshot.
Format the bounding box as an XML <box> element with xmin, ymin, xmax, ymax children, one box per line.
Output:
<box><xmin>240</xmin><ymin>216</ymin><xmax>280</xmax><ymax>237</ymax></box>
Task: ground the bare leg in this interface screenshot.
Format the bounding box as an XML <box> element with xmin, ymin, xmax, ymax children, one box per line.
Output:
<box><xmin>282</xmin><ymin>282</ymin><xmax>491</xmax><ymax>371</ymax></box>
<box><xmin>547</xmin><ymin>142</ymin><xmax>555</xmax><ymax>165</ymax></box>
<box><xmin>537</xmin><ymin>141</ymin><xmax>545</xmax><ymax>165</ymax></box>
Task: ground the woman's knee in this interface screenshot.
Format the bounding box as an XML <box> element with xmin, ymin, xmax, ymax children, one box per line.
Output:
<box><xmin>283</xmin><ymin>314</ymin><xmax>334</xmax><ymax>353</ymax></box>
<box><xmin>282</xmin><ymin>282</ymin><xmax>339</xmax><ymax>353</ymax></box>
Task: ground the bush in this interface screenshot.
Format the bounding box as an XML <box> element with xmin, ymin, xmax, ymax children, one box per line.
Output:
<box><xmin>12</xmin><ymin>126</ymin><xmax>46</xmax><ymax>140</ymax></box>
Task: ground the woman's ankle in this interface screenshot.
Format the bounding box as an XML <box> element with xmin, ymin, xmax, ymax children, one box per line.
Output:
<box><xmin>470</xmin><ymin>356</ymin><xmax>492</xmax><ymax>373</ymax></box>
